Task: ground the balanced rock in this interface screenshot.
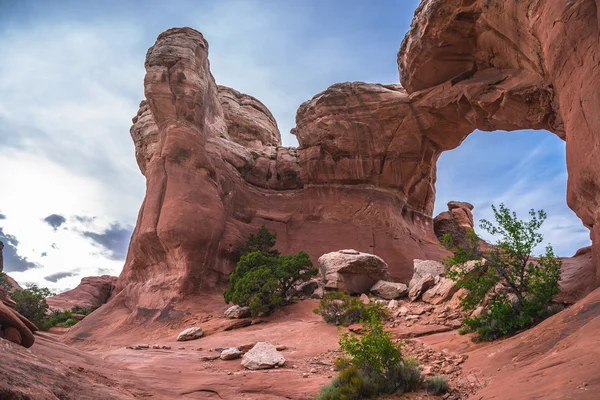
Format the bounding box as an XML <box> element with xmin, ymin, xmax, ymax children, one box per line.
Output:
<box><xmin>409</xmin><ymin>260</ymin><xmax>445</xmax><ymax>290</ymax></box>
<box><xmin>241</xmin><ymin>342</ymin><xmax>285</xmax><ymax>370</ymax></box>
<box><xmin>422</xmin><ymin>278</ymin><xmax>458</xmax><ymax>305</ymax></box>
<box><xmin>220</xmin><ymin>347</ymin><xmax>243</xmax><ymax>360</ymax></box>
<box><xmin>408</xmin><ymin>274</ymin><xmax>436</xmax><ymax>302</ymax></box>
<box><xmin>176</xmin><ymin>327</ymin><xmax>204</xmax><ymax>341</ymax></box>
<box><xmin>319</xmin><ymin>250</ymin><xmax>388</xmax><ymax>294</ymax></box>
<box><xmin>224</xmin><ymin>305</ymin><xmax>251</xmax><ymax>319</ymax></box>
<box><xmin>370</xmin><ymin>280</ymin><xmax>408</xmax><ymax>300</ymax></box>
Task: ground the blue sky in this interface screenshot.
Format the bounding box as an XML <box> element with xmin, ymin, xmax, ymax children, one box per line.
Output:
<box><xmin>0</xmin><ymin>0</ymin><xmax>590</xmax><ymax>290</ymax></box>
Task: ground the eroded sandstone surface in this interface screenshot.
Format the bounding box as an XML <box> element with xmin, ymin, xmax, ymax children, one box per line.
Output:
<box><xmin>46</xmin><ymin>275</ymin><xmax>117</xmax><ymax>311</ymax></box>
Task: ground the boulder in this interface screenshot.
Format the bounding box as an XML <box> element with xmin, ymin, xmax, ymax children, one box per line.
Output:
<box><xmin>422</xmin><ymin>278</ymin><xmax>459</xmax><ymax>305</ymax></box>
<box><xmin>176</xmin><ymin>327</ymin><xmax>204</xmax><ymax>341</ymax></box>
<box><xmin>408</xmin><ymin>274</ymin><xmax>436</xmax><ymax>302</ymax></box>
<box><xmin>387</xmin><ymin>299</ymin><xmax>399</xmax><ymax>309</ymax></box>
<box><xmin>370</xmin><ymin>280</ymin><xmax>408</xmax><ymax>299</ymax></box>
<box><xmin>220</xmin><ymin>347</ymin><xmax>243</xmax><ymax>360</ymax></box>
<box><xmin>224</xmin><ymin>305</ymin><xmax>251</xmax><ymax>319</ymax></box>
<box><xmin>296</xmin><ymin>280</ymin><xmax>319</xmax><ymax>296</ymax></box>
<box><xmin>241</xmin><ymin>342</ymin><xmax>285</xmax><ymax>370</ymax></box>
<box><xmin>409</xmin><ymin>260</ymin><xmax>445</xmax><ymax>290</ymax></box>
<box><xmin>318</xmin><ymin>250</ymin><xmax>388</xmax><ymax>294</ymax></box>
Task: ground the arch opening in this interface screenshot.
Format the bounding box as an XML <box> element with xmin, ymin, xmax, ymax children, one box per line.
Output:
<box><xmin>434</xmin><ymin>128</ymin><xmax>591</xmax><ymax>255</ymax></box>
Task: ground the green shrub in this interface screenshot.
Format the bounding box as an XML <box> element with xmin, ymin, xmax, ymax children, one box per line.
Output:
<box><xmin>238</xmin><ymin>224</ymin><xmax>280</xmax><ymax>258</ymax></box>
<box><xmin>316</xmin><ymin>317</ymin><xmax>422</xmax><ymax>399</ymax></box>
<box><xmin>443</xmin><ymin>204</ymin><xmax>562</xmax><ymax>341</ymax></box>
<box><xmin>425</xmin><ymin>375</ymin><xmax>449</xmax><ymax>395</ymax></box>
<box><xmin>11</xmin><ymin>284</ymin><xmax>54</xmax><ymax>331</ymax></box>
<box><xmin>313</xmin><ymin>291</ymin><xmax>388</xmax><ymax>326</ymax></box>
<box><xmin>47</xmin><ymin>306</ymin><xmax>93</xmax><ymax>329</ymax></box>
<box><xmin>224</xmin><ymin>226</ymin><xmax>317</xmax><ymax>316</ymax></box>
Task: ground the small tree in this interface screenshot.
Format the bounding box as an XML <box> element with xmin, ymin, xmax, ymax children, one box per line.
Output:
<box><xmin>317</xmin><ymin>316</ymin><xmax>422</xmax><ymax>399</ymax></box>
<box><xmin>11</xmin><ymin>284</ymin><xmax>55</xmax><ymax>331</ymax></box>
<box><xmin>444</xmin><ymin>204</ymin><xmax>562</xmax><ymax>340</ymax></box>
<box><xmin>224</xmin><ymin>226</ymin><xmax>317</xmax><ymax>316</ymax></box>
<box><xmin>238</xmin><ymin>225</ymin><xmax>280</xmax><ymax>258</ymax></box>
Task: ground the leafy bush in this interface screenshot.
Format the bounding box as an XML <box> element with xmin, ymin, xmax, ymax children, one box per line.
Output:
<box><xmin>313</xmin><ymin>291</ymin><xmax>388</xmax><ymax>326</ymax></box>
<box><xmin>425</xmin><ymin>375</ymin><xmax>449</xmax><ymax>395</ymax></box>
<box><xmin>316</xmin><ymin>317</ymin><xmax>422</xmax><ymax>399</ymax></box>
<box><xmin>48</xmin><ymin>306</ymin><xmax>93</xmax><ymax>328</ymax></box>
<box><xmin>11</xmin><ymin>284</ymin><xmax>55</xmax><ymax>331</ymax></box>
<box><xmin>224</xmin><ymin>226</ymin><xmax>317</xmax><ymax>316</ymax></box>
<box><xmin>443</xmin><ymin>204</ymin><xmax>562</xmax><ymax>341</ymax></box>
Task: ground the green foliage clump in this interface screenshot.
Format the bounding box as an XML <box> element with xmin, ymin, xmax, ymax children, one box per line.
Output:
<box><xmin>224</xmin><ymin>226</ymin><xmax>317</xmax><ymax>317</ymax></box>
<box><xmin>315</xmin><ymin>317</ymin><xmax>422</xmax><ymax>400</ymax></box>
<box><xmin>425</xmin><ymin>375</ymin><xmax>449</xmax><ymax>395</ymax></box>
<box><xmin>313</xmin><ymin>291</ymin><xmax>388</xmax><ymax>326</ymax></box>
<box><xmin>48</xmin><ymin>306</ymin><xmax>93</xmax><ymax>328</ymax></box>
<box><xmin>237</xmin><ymin>225</ymin><xmax>280</xmax><ymax>258</ymax></box>
<box><xmin>11</xmin><ymin>284</ymin><xmax>55</xmax><ymax>331</ymax></box>
<box><xmin>443</xmin><ymin>204</ymin><xmax>562</xmax><ymax>341</ymax></box>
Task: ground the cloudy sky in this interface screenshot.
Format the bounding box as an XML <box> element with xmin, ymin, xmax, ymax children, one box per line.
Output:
<box><xmin>0</xmin><ymin>0</ymin><xmax>590</xmax><ymax>292</ymax></box>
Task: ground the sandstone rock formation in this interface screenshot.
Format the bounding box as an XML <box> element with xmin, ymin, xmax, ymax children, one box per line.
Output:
<box><xmin>318</xmin><ymin>250</ymin><xmax>389</xmax><ymax>293</ymax></box>
<box><xmin>0</xmin><ymin>271</ymin><xmax>36</xmax><ymax>348</ymax></box>
<box><xmin>434</xmin><ymin>201</ymin><xmax>475</xmax><ymax>246</ymax></box>
<box><xmin>76</xmin><ymin>0</ymin><xmax>600</xmax><ymax>345</ymax></box>
<box><xmin>115</xmin><ymin>27</ymin><xmax>455</xmax><ymax>316</ymax></box>
<box><xmin>46</xmin><ymin>275</ymin><xmax>117</xmax><ymax>311</ymax></box>
<box><xmin>409</xmin><ymin>260</ymin><xmax>445</xmax><ymax>290</ymax></box>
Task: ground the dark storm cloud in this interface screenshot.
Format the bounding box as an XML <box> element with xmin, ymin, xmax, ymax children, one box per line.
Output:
<box><xmin>43</xmin><ymin>214</ymin><xmax>66</xmax><ymax>231</ymax></box>
<box><xmin>82</xmin><ymin>223</ymin><xmax>133</xmax><ymax>260</ymax></box>
<box><xmin>0</xmin><ymin>213</ymin><xmax>6</xmax><ymax>219</ymax></box>
<box><xmin>0</xmin><ymin>227</ymin><xmax>39</xmax><ymax>272</ymax></box>
<box><xmin>40</xmin><ymin>252</ymin><xmax>47</xmax><ymax>257</ymax></box>
<box><xmin>44</xmin><ymin>271</ymin><xmax>77</xmax><ymax>283</ymax></box>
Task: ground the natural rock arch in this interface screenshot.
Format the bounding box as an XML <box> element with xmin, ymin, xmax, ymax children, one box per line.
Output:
<box><xmin>109</xmin><ymin>0</ymin><xmax>598</xmax><ymax>314</ymax></box>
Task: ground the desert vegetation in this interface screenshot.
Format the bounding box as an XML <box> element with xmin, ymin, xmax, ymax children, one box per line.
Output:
<box><xmin>443</xmin><ymin>204</ymin><xmax>562</xmax><ymax>341</ymax></box>
<box><xmin>223</xmin><ymin>225</ymin><xmax>317</xmax><ymax>316</ymax></box>
<box><xmin>11</xmin><ymin>284</ymin><xmax>92</xmax><ymax>330</ymax></box>
<box><xmin>313</xmin><ymin>291</ymin><xmax>388</xmax><ymax>326</ymax></box>
<box><xmin>316</xmin><ymin>316</ymin><xmax>422</xmax><ymax>399</ymax></box>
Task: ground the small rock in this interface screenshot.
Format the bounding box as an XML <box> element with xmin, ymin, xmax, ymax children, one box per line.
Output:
<box><xmin>339</xmin><ymin>249</ymin><xmax>359</xmax><ymax>255</ymax></box>
<box><xmin>359</xmin><ymin>293</ymin><xmax>370</xmax><ymax>304</ymax></box>
<box><xmin>220</xmin><ymin>348</ymin><xmax>243</xmax><ymax>360</ymax></box>
<box><xmin>161</xmin><ymin>345</ymin><xmax>171</xmax><ymax>350</ymax></box>
<box><xmin>224</xmin><ymin>305</ymin><xmax>251</xmax><ymax>319</ymax></box>
<box><xmin>302</xmin><ymin>373</ymin><xmax>309</xmax><ymax>378</ymax></box>
<box><xmin>408</xmin><ymin>274</ymin><xmax>436</xmax><ymax>301</ymax></box>
<box><xmin>177</xmin><ymin>327</ymin><xmax>204</xmax><ymax>342</ymax></box>
<box><xmin>387</xmin><ymin>299</ymin><xmax>398</xmax><ymax>309</ymax></box>
<box><xmin>275</xmin><ymin>345</ymin><xmax>287</xmax><ymax>351</ymax></box>
<box><xmin>397</xmin><ymin>306</ymin><xmax>410</xmax><ymax>316</ymax></box>
<box><xmin>310</xmin><ymin>368</ymin><xmax>317</xmax><ymax>373</ymax></box>
<box><xmin>152</xmin><ymin>344</ymin><xmax>160</xmax><ymax>349</ymax></box>
<box><xmin>200</xmin><ymin>354</ymin><xmax>220</xmax><ymax>361</ymax></box>
<box><xmin>297</xmin><ymin>280</ymin><xmax>319</xmax><ymax>296</ymax></box>
<box><xmin>227</xmin><ymin>371</ymin><xmax>232</xmax><ymax>375</ymax></box>
<box><xmin>311</xmin><ymin>286</ymin><xmax>324</xmax><ymax>299</ymax></box>
<box><xmin>238</xmin><ymin>343</ymin><xmax>257</xmax><ymax>353</ymax></box>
